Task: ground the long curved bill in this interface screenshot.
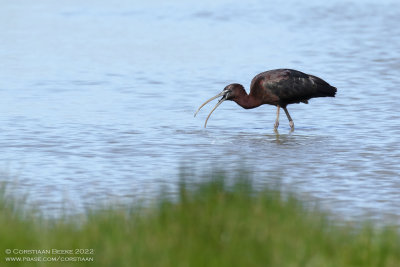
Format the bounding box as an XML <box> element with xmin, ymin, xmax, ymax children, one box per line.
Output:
<box><xmin>194</xmin><ymin>90</ymin><xmax>227</xmax><ymax>128</ymax></box>
<box><xmin>194</xmin><ymin>91</ymin><xmax>225</xmax><ymax>118</ymax></box>
<box><xmin>203</xmin><ymin>97</ymin><xmax>226</xmax><ymax>128</ymax></box>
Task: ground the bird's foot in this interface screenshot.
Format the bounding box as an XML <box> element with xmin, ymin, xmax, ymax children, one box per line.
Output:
<box><xmin>289</xmin><ymin>121</ymin><xmax>294</xmax><ymax>130</ymax></box>
<box><xmin>274</xmin><ymin>121</ymin><xmax>279</xmax><ymax>130</ymax></box>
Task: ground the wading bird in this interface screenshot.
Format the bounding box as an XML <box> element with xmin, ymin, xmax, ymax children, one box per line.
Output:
<box><xmin>194</xmin><ymin>69</ymin><xmax>336</xmax><ymax>130</ymax></box>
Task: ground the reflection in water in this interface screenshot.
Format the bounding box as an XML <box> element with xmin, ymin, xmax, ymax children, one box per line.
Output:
<box><xmin>0</xmin><ymin>0</ymin><xmax>400</xmax><ymax>224</ymax></box>
<box><xmin>273</xmin><ymin>128</ymin><xmax>295</xmax><ymax>144</ymax></box>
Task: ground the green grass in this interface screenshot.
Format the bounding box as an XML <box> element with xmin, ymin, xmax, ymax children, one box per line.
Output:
<box><xmin>1</xmin><ymin>171</ymin><xmax>399</xmax><ymax>266</ymax></box>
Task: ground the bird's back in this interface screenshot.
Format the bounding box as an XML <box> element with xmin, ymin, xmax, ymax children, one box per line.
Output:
<box><xmin>250</xmin><ymin>69</ymin><xmax>336</xmax><ymax>107</ymax></box>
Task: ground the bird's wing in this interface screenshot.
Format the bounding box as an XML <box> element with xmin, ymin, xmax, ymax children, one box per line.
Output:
<box><xmin>266</xmin><ymin>70</ymin><xmax>335</xmax><ymax>102</ymax></box>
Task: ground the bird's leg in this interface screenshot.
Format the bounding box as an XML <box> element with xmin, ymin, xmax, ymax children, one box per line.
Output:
<box><xmin>283</xmin><ymin>107</ymin><xmax>294</xmax><ymax>129</ymax></box>
<box><xmin>274</xmin><ymin>105</ymin><xmax>280</xmax><ymax>130</ymax></box>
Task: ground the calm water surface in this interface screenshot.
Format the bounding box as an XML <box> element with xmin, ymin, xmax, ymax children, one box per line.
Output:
<box><xmin>1</xmin><ymin>0</ymin><xmax>399</xmax><ymax>223</ymax></box>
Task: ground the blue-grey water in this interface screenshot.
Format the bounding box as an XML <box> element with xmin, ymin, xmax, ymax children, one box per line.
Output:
<box><xmin>1</xmin><ymin>0</ymin><xmax>399</xmax><ymax>223</ymax></box>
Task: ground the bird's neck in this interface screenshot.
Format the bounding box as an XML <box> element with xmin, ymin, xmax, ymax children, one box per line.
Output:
<box><xmin>234</xmin><ymin>92</ymin><xmax>262</xmax><ymax>109</ymax></box>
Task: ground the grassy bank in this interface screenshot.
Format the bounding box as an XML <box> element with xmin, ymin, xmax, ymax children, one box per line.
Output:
<box><xmin>1</xmin><ymin>171</ymin><xmax>399</xmax><ymax>266</ymax></box>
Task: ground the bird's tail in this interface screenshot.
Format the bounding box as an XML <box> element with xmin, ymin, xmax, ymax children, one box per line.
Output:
<box><xmin>319</xmin><ymin>85</ymin><xmax>337</xmax><ymax>97</ymax></box>
<box><xmin>311</xmin><ymin>75</ymin><xmax>337</xmax><ymax>97</ymax></box>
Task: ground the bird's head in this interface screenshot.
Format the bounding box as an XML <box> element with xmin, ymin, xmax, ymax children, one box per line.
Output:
<box><xmin>194</xmin><ymin>83</ymin><xmax>245</xmax><ymax>127</ymax></box>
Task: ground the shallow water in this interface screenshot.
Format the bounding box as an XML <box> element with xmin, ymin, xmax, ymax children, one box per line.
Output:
<box><xmin>1</xmin><ymin>0</ymin><xmax>400</xmax><ymax>223</ymax></box>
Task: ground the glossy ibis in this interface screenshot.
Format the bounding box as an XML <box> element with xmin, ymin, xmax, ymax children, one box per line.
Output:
<box><xmin>194</xmin><ymin>69</ymin><xmax>336</xmax><ymax>130</ymax></box>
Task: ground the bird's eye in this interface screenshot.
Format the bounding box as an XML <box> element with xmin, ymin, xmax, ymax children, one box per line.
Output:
<box><xmin>225</xmin><ymin>91</ymin><xmax>233</xmax><ymax>100</ymax></box>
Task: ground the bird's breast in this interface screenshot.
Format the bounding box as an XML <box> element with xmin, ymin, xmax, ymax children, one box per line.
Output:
<box><xmin>254</xmin><ymin>80</ymin><xmax>280</xmax><ymax>105</ymax></box>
